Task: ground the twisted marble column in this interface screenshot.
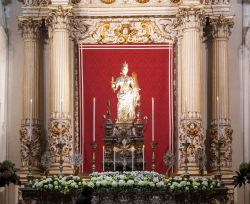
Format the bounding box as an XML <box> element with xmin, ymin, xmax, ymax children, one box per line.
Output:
<box><xmin>209</xmin><ymin>15</ymin><xmax>234</xmax><ymax>174</ymax></box>
<box><xmin>47</xmin><ymin>6</ymin><xmax>73</xmax><ymax>175</ymax></box>
<box><xmin>18</xmin><ymin>17</ymin><xmax>42</xmax><ymax>181</ymax></box>
<box><xmin>177</xmin><ymin>6</ymin><xmax>205</xmax><ymax>175</ymax></box>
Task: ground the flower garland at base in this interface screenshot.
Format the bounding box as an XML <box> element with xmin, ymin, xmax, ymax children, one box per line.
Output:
<box><xmin>31</xmin><ymin>172</ymin><xmax>219</xmax><ymax>194</ymax></box>
<box><xmin>31</xmin><ymin>175</ymin><xmax>87</xmax><ymax>194</ymax></box>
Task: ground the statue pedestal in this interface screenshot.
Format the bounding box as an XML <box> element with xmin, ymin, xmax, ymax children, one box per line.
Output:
<box><xmin>103</xmin><ymin>121</ymin><xmax>145</xmax><ymax>171</ymax></box>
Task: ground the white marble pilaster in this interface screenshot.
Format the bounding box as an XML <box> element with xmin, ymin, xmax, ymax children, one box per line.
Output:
<box><xmin>47</xmin><ymin>5</ymin><xmax>73</xmax><ymax>175</ymax></box>
<box><xmin>18</xmin><ymin>17</ymin><xmax>42</xmax><ymax>182</ymax></box>
<box><xmin>209</xmin><ymin>15</ymin><xmax>234</xmax><ymax>174</ymax></box>
<box><xmin>177</xmin><ymin>5</ymin><xmax>205</xmax><ymax>175</ymax></box>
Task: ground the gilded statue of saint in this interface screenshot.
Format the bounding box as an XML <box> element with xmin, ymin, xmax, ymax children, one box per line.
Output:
<box><xmin>111</xmin><ymin>62</ymin><xmax>140</xmax><ymax>123</ymax></box>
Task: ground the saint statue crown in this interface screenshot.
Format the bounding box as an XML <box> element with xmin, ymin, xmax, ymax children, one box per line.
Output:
<box><xmin>122</xmin><ymin>61</ymin><xmax>128</xmax><ymax>68</ymax></box>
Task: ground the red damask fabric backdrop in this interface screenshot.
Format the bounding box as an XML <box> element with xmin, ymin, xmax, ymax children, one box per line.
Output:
<box><xmin>79</xmin><ymin>44</ymin><xmax>174</xmax><ymax>174</ymax></box>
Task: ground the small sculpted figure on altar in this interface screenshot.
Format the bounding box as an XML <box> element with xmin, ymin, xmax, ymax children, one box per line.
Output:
<box><xmin>111</xmin><ymin>62</ymin><xmax>140</xmax><ymax>123</ymax></box>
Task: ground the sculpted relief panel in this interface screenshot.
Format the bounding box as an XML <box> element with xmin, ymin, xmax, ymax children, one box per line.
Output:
<box><xmin>71</xmin><ymin>17</ymin><xmax>177</xmax><ymax>44</ymax></box>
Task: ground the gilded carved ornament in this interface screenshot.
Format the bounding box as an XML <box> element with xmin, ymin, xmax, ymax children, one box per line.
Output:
<box><xmin>18</xmin><ymin>0</ymin><xmax>49</xmax><ymax>7</ymax></box>
<box><xmin>209</xmin><ymin>15</ymin><xmax>234</xmax><ymax>39</ymax></box>
<box><xmin>210</xmin><ymin>124</ymin><xmax>233</xmax><ymax>171</ymax></box>
<box><xmin>101</xmin><ymin>0</ymin><xmax>115</xmax><ymax>4</ymax></box>
<box><xmin>176</xmin><ymin>7</ymin><xmax>205</xmax><ymax>30</ymax></box>
<box><xmin>48</xmin><ymin>118</ymin><xmax>73</xmax><ymax>164</ymax></box>
<box><xmin>179</xmin><ymin>118</ymin><xmax>204</xmax><ymax>165</ymax></box>
<box><xmin>72</xmin><ymin>18</ymin><xmax>175</xmax><ymax>44</ymax></box>
<box><xmin>47</xmin><ymin>6</ymin><xmax>73</xmax><ymax>31</ymax></box>
<box><xmin>20</xmin><ymin>119</ymin><xmax>42</xmax><ymax>168</ymax></box>
<box><xmin>18</xmin><ymin>17</ymin><xmax>42</xmax><ymax>40</ymax></box>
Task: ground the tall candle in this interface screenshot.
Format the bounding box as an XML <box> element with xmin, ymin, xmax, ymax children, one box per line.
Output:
<box><xmin>152</xmin><ymin>97</ymin><xmax>154</xmax><ymax>142</ymax></box>
<box><xmin>113</xmin><ymin>147</ymin><xmax>116</xmax><ymax>171</ymax></box>
<box><xmin>217</xmin><ymin>96</ymin><xmax>220</xmax><ymax>140</ymax></box>
<box><xmin>60</xmin><ymin>100</ymin><xmax>63</xmax><ymax>142</ymax></box>
<box><xmin>93</xmin><ymin>97</ymin><xmax>96</xmax><ymax>142</ymax></box>
<box><xmin>103</xmin><ymin>146</ymin><xmax>105</xmax><ymax>172</ymax></box>
<box><xmin>29</xmin><ymin>99</ymin><xmax>32</xmax><ymax>140</ymax></box>
<box><xmin>142</xmin><ymin>145</ymin><xmax>145</xmax><ymax>171</ymax></box>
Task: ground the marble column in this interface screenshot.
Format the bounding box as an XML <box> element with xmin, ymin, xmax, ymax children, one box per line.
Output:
<box><xmin>209</xmin><ymin>15</ymin><xmax>234</xmax><ymax>174</ymax></box>
<box><xmin>18</xmin><ymin>17</ymin><xmax>42</xmax><ymax>181</ymax></box>
<box><xmin>47</xmin><ymin>6</ymin><xmax>73</xmax><ymax>175</ymax></box>
<box><xmin>177</xmin><ymin>6</ymin><xmax>205</xmax><ymax>175</ymax></box>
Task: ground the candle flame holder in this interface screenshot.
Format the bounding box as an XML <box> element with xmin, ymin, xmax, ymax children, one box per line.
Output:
<box><xmin>92</xmin><ymin>142</ymin><xmax>97</xmax><ymax>172</ymax></box>
<box><xmin>151</xmin><ymin>141</ymin><xmax>157</xmax><ymax>171</ymax></box>
<box><xmin>57</xmin><ymin>141</ymin><xmax>66</xmax><ymax>176</ymax></box>
<box><xmin>182</xmin><ymin>139</ymin><xmax>190</xmax><ymax>177</ymax></box>
<box><xmin>215</xmin><ymin>139</ymin><xmax>223</xmax><ymax>186</ymax></box>
<box><xmin>26</xmin><ymin>141</ymin><xmax>34</xmax><ymax>184</ymax></box>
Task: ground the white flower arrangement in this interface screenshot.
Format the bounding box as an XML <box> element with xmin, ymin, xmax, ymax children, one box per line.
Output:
<box><xmin>32</xmin><ymin>175</ymin><xmax>87</xmax><ymax>194</ymax></box>
<box><xmin>89</xmin><ymin>171</ymin><xmax>166</xmax><ymax>189</ymax></box>
<box><xmin>31</xmin><ymin>172</ymin><xmax>218</xmax><ymax>194</ymax></box>
<box><xmin>166</xmin><ymin>176</ymin><xmax>218</xmax><ymax>193</ymax></box>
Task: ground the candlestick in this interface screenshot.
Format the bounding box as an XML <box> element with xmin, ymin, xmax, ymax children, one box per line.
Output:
<box><xmin>151</xmin><ymin>142</ymin><xmax>157</xmax><ymax>171</ymax></box>
<box><xmin>142</xmin><ymin>145</ymin><xmax>145</xmax><ymax>171</ymax></box>
<box><xmin>29</xmin><ymin>99</ymin><xmax>32</xmax><ymax>140</ymax></box>
<box><xmin>113</xmin><ymin>147</ymin><xmax>116</xmax><ymax>171</ymax></box>
<box><xmin>93</xmin><ymin>97</ymin><xmax>96</xmax><ymax>142</ymax></box>
<box><xmin>152</xmin><ymin>97</ymin><xmax>154</xmax><ymax>142</ymax></box>
<box><xmin>91</xmin><ymin>142</ymin><xmax>97</xmax><ymax>172</ymax></box>
<box><xmin>103</xmin><ymin>146</ymin><xmax>105</xmax><ymax>172</ymax></box>
<box><xmin>131</xmin><ymin>146</ymin><xmax>135</xmax><ymax>171</ymax></box>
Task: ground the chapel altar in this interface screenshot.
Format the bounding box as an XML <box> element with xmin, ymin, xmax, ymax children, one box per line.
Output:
<box><xmin>16</xmin><ymin>0</ymin><xmax>236</xmax><ymax>203</ymax></box>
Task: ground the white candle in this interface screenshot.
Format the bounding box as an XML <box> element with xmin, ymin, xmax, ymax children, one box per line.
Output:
<box><xmin>103</xmin><ymin>146</ymin><xmax>105</xmax><ymax>172</ymax></box>
<box><xmin>60</xmin><ymin>100</ymin><xmax>63</xmax><ymax>142</ymax></box>
<box><xmin>152</xmin><ymin>97</ymin><xmax>154</xmax><ymax>142</ymax></box>
<box><xmin>142</xmin><ymin>145</ymin><xmax>145</xmax><ymax>171</ymax></box>
<box><xmin>217</xmin><ymin>96</ymin><xmax>220</xmax><ymax>140</ymax></box>
<box><xmin>113</xmin><ymin>147</ymin><xmax>116</xmax><ymax>171</ymax></box>
<box><xmin>93</xmin><ymin>97</ymin><xmax>96</xmax><ymax>142</ymax></box>
<box><xmin>29</xmin><ymin>99</ymin><xmax>32</xmax><ymax>140</ymax></box>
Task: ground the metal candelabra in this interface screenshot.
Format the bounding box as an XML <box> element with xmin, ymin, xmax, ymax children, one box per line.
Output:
<box><xmin>57</xmin><ymin>141</ymin><xmax>66</xmax><ymax>176</ymax></box>
<box><xmin>26</xmin><ymin>142</ymin><xmax>34</xmax><ymax>183</ymax></box>
<box><xmin>215</xmin><ymin>139</ymin><xmax>223</xmax><ymax>186</ymax></box>
<box><xmin>151</xmin><ymin>141</ymin><xmax>157</xmax><ymax>171</ymax></box>
<box><xmin>92</xmin><ymin>142</ymin><xmax>97</xmax><ymax>172</ymax></box>
<box><xmin>182</xmin><ymin>139</ymin><xmax>190</xmax><ymax>177</ymax></box>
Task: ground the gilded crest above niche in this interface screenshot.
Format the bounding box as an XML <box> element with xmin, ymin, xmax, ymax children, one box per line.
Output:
<box><xmin>77</xmin><ymin>0</ymin><xmax>177</xmax><ymax>5</ymax></box>
<box><xmin>71</xmin><ymin>18</ymin><xmax>177</xmax><ymax>44</ymax></box>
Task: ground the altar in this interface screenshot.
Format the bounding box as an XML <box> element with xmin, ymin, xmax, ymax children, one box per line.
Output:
<box><xmin>16</xmin><ymin>0</ymin><xmax>236</xmax><ymax>203</ymax></box>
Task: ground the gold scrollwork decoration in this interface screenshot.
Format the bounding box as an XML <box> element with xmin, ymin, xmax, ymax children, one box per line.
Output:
<box><xmin>101</xmin><ymin>0</ymin><xmax>115</xmax><ymax>4</ymax></box>
<box><xmin>170</xmin><ymin>0</ymin><xmax>180</xmax><ymax>3</ymax></box>
<box><xmin>136</xmin><ymin>0</ymin><xmax>150</xmax><ymax>4</ymax></box>
<box><xmin>114</xmin><ymin>23</ymin><xmax>138</xmax><ymax>44</ymax></box>
<box><xmin>71</xmin><ymin>0</ymin><xmax>81</xmax><ymax>4</ymax></box>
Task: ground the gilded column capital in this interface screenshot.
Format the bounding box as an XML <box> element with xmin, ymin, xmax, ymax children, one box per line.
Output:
<box><xmin>18</xmin><ymin>17</ymin><xmax>42</xmax><ymax>40</ymax></box>
<box><xmin>209</xmin><ymin>15</ymin><xmax>234</xmax><ymax>39</ymax></box>
<box><xmin>47</xmin><ymin>5</ymin><xmax>73</xmax><ymax>31</ymax></box>
<box><xmin>177</xmin><ymin>7</ymin><xmax>205</xmax><ymax>30</ymax></box>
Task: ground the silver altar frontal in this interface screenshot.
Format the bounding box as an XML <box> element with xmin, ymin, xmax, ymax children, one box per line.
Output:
<box><xmin>103</xmin><ymin>62</ymin><xmax>147</xmax><ymax>171</ymax></box>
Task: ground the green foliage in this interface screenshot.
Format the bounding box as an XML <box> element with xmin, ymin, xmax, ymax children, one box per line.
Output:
<box><xmin>0</xmin><ymin>160</ymin><xmax>20</xmax><ymax>187</ymax></box>
<box><xmin>233</xmin><ymin>161</ymin><xmax>250</xmax><ymax>187</ymax></box>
